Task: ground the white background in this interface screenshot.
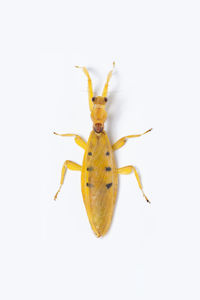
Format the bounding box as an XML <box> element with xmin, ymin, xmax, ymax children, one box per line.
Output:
<box><xmin>0</xmin><ymin>0</ymin><xmax>200</xmax><ymax>299</ymax></box>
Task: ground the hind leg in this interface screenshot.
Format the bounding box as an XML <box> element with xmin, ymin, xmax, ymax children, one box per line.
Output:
<box><xmin>54</xmin><ymin>160</ymin><xmax>82</xmax><ymax>200</ymax></box>
<box><xmin>117</xmin><ymin>165</ymin><xmax>150</xmax><ymax>203</ymax></box>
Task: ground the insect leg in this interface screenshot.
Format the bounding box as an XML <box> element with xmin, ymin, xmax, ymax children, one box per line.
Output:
<box><xmin>102</xmin><ymin>62</ymin><xmax>115</xmax><ymax>97</ymax></box>
<box><xmin>112</xmin><ymin>128</ymin><xmax>152</xmax><ymax>151</ymax></box>
<box><xmin>117</xmin><ymin>165</ymin><xmax>150</xmax><ymax>203</ymax></box>
<box><xmin>53</xmin><ymin>132</ymin><xmax>87</xmax><ymax>150</ymax></box>
<box><xmin>54</xmin><ymin>160</ymin><xmax>82</xmax><ymax>200</ymax></box>
<box><xmin>75</xmin><ymin>65</ymin><xmax>94</xmax><ymax>111</ymax></box>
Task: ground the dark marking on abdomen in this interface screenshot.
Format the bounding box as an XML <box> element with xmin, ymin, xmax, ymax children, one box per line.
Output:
<box><xmin>106</xmin><ymin>151</ymin><xmax>110</xmax><ymax>156</ymax></box>
<box><xmin>86</xmin><ymin>183</ymin><xmax>93</xmax><ymax>187</ymax></box>
<box><xmin>88</xmin><ymin>152</ymin><xmax>92</xmax><ymax>156</ymax></box>
<box><xmin>87</xmin><ymin>167</ymin><xmax>94</xmax><ymax>171</ymax></box>
<box><xmin>106</xmin><ymin>183</ymin><xmax>112</xmax><ymax>189</ymax></box>
<box><xmin>105</xmin><ymin>167</ymin><xmax>112</xmax><ymax>171</ymax></box>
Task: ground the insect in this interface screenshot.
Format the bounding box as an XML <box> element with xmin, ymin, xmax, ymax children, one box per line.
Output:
<box><xmin>54</xmin><ymin>62</ymin><xmax>152</xmax><ymax>237</ymax></box>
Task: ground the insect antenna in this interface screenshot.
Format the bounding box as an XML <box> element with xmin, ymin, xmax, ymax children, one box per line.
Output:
<box><xmin>75</xmin><ymin>65</ymin><xmax>94</xmax><ymax>111</ymax></box>
<box><xmin>102</xmin><ymin>62</ymin><xmax>115</xmax><ymax>98</ymax></box>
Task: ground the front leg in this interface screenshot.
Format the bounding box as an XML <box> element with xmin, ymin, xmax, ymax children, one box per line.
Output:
<box><xmin>112</xmin><ymin>128</ymin><xmax>152</xmax><ymax>151</ymax></box>
<box><xmin>117</xmin><ymin>165</ymin><xmax>150</xmax><ymax>203</ymax></box>
<box><xmin>54</xmin><ymin>160</ymin><xmax>82</xmax><ymax>200</ymax></box>
<box><xmin>54</xmin><ymin>132</ymin><xmax>87</xmax><ymax>150</ymax></box>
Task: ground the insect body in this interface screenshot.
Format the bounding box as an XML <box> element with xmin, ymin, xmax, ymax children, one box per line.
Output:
<box><xmin>81</xmin><ymin>130</ymin><xmax>118</xmax><ymax>236</ymax></box>
<box><xmin>54</xmin><ymin>63</ymin><xmax>152</xmax><ymax>237</ymax></box>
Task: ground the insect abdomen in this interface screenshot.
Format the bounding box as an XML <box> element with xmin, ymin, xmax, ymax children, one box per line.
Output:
<box><xmin>81</xmin><ymin>131</ymin><xmax>118</xmax><ymax>237</ymax></box>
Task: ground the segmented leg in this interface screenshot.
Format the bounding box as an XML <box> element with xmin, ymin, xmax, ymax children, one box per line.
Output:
<box><xmin>75</xmin><ymin>65</ymin><xmax>94</xmax><ymax>111</ymax></box>
<box><xmin>54</xmin><ymin>160</ymin><xmax>82</xmax><ymax>200</ymax></box>
<box><xmin>102</xmin><ymin>62</ymin><xmax>115</xmax><ymax>97</ymax></box>
<box><xmin>117</xmin><ymin>165</ymin><xmax>150</xmax><ymax>203</ymax></box>
<box><xmin>112</xmin><ymin>128</ymin><xmax>152</xmax><ymax>151</ymax></box>
<box><xmin>53</xmin><ymin>132</ymin><xmax>87</xmax><ymax>150</ymax></box>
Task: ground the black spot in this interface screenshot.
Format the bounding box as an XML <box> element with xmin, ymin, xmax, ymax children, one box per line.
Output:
<box><xmin>87</xmin><ymin>167</ymin><xmax>93</xmax><ymax>171</ymax></box>
<box><xmin>104</xmin><ymin>97</ymin><xmax>108</xmax><ymax>102</ymax></box>
<box><xmin>106</xmin><ymin>183</ymin><xmax>112</xmax><ymax>189</ymax></box>
<box><xmin>92</xmin><ymin>97</ymin><xmax>96</xmax><ymax>102</ymax></box>
<box><xmin>105</xmin><ymin>167</ymin><xmax>112</xmax><ymax>171</ymax></box>
<box><xmin>106</xmin><ymin>151</ymin><xmax>110</xmax><ymax>156</ymax></box>
<box><xmin>86</xmin><ymin>183</ymin><xmax>93</xmax><ymax>187</ymax></box>
<box><xmin>88</xmin><ymin>152</ymin><xmax>92</xmax><ymax>156</ymax></box>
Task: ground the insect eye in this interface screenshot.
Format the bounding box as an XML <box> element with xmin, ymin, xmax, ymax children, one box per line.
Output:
<box><xmin>104</xmin><ymin>97</ymin><xmax>108</xmax><ymax>102</ymax></box>
<box><xmin>92</xmin><ymin>97</ymin><xmax>96</xmax><ymax>102</ymax></box>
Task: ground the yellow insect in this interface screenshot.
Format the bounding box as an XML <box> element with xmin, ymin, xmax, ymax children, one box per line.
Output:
<box><xmin>54</xmin><ymin>63</ymin><xmax>152</xmax><ymax>237</ymax></box>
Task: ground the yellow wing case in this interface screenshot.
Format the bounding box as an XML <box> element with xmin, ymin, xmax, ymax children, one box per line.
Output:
<box><xmin>81</xmin><ymin>131</ymin><xmax>118</xmax><ymax>237</ymax></box>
